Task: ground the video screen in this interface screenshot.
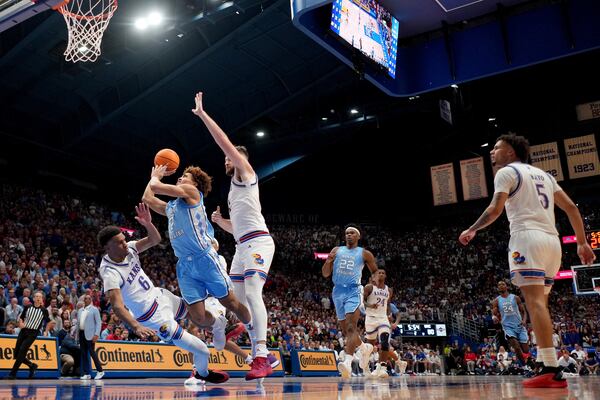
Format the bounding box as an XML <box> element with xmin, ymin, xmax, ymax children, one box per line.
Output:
<box><xmin>331</xmin><ymin>0</ymin><xmax>399</xmax><ymax>78</ymax></box>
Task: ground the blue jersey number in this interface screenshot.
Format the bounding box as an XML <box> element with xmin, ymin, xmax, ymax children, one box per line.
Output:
<box><xmin>139</xmin><ymin>276</ymin><xmax>150</xmax><ymax>290</ymax></box>
<box><xmin>536</xmin><ymin>184</ymin><xmax>549</xmax><ymax>209</ymax></box>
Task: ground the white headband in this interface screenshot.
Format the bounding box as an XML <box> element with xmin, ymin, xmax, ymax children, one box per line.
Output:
<box><xmin>345</xmin><ymin>227</ymin><xmax>361</xmax><ymax>236</ymax></box>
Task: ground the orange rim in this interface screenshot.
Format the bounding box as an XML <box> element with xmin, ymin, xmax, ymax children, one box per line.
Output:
<box><xmin>53</xmin><ymin>0</ymin><xmax>118</xmax><ymax>21</ymax></box>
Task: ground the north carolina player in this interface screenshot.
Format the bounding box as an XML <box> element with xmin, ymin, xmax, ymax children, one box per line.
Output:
<box><xmin>192</xmin><ymin>92</ymin><xmax>275</xmax><ymax>380</ymax></box>
<box><xmin>363</xmin><ymin>269</ymin><xmax>399</xmax><ymax>378</ymax></box>
<box><xmin>322</xmin><ymin>225</ymin><xmax>378</xmax><ymax>378</ymax></box>
<box><xmin>492</xmin><ymin>281</ymin><xmax>531</xmax><ymax>366</ymax></box>
<box><xmin>142</xmin><ymin>165</ymin><xmax>252</xmax><ymax>349</ymax></box>
<box><xmin>460</xmin><ymin>133</ymin><xmax>596</xmax><ymax>388</ymax></box>
<box><xmin>97</xmin><ymin>203</ymin><xmax>228</xmax><ymax>384</ymax></box>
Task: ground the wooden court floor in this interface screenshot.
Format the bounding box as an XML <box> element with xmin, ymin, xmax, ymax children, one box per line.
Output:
<box><xmin>1</xmin><ymin>375</ymin><xmax>597</xmax><ymax>399</ymax></box>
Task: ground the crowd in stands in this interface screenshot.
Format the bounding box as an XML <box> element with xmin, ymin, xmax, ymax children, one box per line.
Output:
<box><xmin>0</xmin><ymin>185</ymin><xmax>599</xmax><ymax>376</ymax></box>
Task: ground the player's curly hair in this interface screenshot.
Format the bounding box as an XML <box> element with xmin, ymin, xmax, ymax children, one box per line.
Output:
<box><xmin>97</xmin><ymin>226</ymin><xmax>122</xmax><ymax>247</ymax></box>
<box><xmin>184</xmin><ymin>166</ymin><xmax>212</xmax><ymax>196</ymax></box>
<box><xmin>497</xmin><ymin>133</ymin><xmax>530</xmax><ymax>163</ymax></box>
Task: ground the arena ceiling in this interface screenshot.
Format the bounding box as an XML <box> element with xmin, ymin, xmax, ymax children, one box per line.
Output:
<box><xmin>0</xmin><ymin>0</ymin><xmax>599</xmax><ymax>219</ymax></box>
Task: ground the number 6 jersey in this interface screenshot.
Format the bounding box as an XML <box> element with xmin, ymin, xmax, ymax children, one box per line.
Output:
<box><xmin>99</xmin><ymin>241</ymin><xmax>160</xmax><ymax>317</ymax></box>
<box><xmin>494</xmin><ymin>162</ymin><xmax>561</xmax><ymax>236</ymax></box>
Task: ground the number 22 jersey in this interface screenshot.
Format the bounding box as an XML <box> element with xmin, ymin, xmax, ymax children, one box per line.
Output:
<box><xmin>99</xmin><ymin>241</ymin><xmax>160</xmax><ymax>317</ymax></box>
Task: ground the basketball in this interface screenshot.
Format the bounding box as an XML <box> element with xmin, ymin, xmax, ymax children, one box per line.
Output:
<box><xmin>154</xmin><ymin>149</ymin><xmax>180</xmax><ymax>172</ymax></box>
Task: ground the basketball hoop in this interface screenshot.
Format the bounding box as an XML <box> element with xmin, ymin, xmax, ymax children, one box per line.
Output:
<box><xmin>595</xmin><ymin>286</ymin><xmax>600</xmax><ymax>296</ymax></box>
<box><xmin>53</xmin><ymin>0</ymin><xmax>118</xmax><ymax>63</ymax></box>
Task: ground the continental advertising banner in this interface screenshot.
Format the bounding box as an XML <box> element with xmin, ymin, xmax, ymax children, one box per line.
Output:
<box><xmin>95</xmin><ymin>341</ymin><xmax>284</xmax><ymax>378</ymax></box>
<box><xmin>0</xmin><ymin>335</ymin><xmax>60</xmax><ymax>378</ymax></box>
<box><xmin>291</xmin><ymin>350</ymin><xmax>338</xmax><ymax>376</ymax></box>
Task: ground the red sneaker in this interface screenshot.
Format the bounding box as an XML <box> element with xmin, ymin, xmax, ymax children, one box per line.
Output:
<box><xmin>245</xmin><ymin>356</ymin><xmax>273</xmax><ymax>380</ymax></box>
<box><xmin>523</xmin><ymin>367</ymin><xmax>567</xmax><ymax>389</ymax></box>
<box><xmin>196</xmin><ymin>369</ymin><xmax>230</xmax><ymax>384</ymax></box>
<box><xmin>225</xmin><ymin>322</ymin><xmax>245</xmax><ymax>342</ymax></box>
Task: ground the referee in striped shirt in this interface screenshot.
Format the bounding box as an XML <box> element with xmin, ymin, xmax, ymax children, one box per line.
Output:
<box><xmin>5</xmin><ymin>292</ymin><xmax>49</xmax><ymax>379</ymax></box>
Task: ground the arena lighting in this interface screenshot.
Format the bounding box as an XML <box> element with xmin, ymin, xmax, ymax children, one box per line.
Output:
<box><xmin>78</xmin><ymin>45</ymin><xmax>89</xmax><ymax>54</ymax></box>
<box><xmin>256</xmin><ymin>131</ymin><xmax>265</xmax><ymax>137</ymax></box>
<box><xmin>450</xmin><ymin>84</ymin><xmax>459</xmax><ymax>89</ymax></box>
<box><xmin>134</xmin><ymin>17</ymin><xmax>148</xmax><ymax>30</ymax></box>
<box><xmin>349</xmin><ymin>108</ymin><xmax>359</xmax><ymax>114</ymax></box>
<box><xmin>481</xmin><ymin>143</ymin><xmax>489</xmax><ymax>147</ymax></box>
<box><xmin>147</xmin><ymin>11</ymin><xmax>163</xmax><ymax>26</ymax></box>
<box><xmin>488</xmin><ymin>117</ymin><xmax>496</xmax><ymax>122</ymax></box>
<box><xmin>321</xmin><ymin>117</ymin><xmax>328</xmax><ymax>121</ymax></box>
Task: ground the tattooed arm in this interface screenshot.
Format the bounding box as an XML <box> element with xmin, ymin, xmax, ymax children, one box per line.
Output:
<box><xmin>458</xmin><ymin>192</ymin><xmax>508</xmax><ymax>245</ymax></box>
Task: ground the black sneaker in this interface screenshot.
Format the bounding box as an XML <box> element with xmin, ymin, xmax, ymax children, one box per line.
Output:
<box><xmin>29</xmin><ymin>363</ymin><xmax>38</xmax><ymax>379</ymax></box>
<box><xmin>195</xmin><ymin>369</ymin><xmax>229</xmax><ymax>384</ymax></box>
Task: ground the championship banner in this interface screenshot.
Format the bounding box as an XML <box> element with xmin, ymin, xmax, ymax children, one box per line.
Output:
<box><xmin>291</xmin><ymin>350</ymin><xmax>338</xmax><ymax>376</ymax></box>
<box><xmin>576</xmin><ymin>100</ymin><xmax>600</xmax><ymax>121</ymax></box>
<box><xmin>563</xmin><ymin>134</ymin><xmax>600</xmax><ymax>179</ymax></box>
<box><xmin>430</xmin><ymin>163</ymin><xmax>458</xmax><ymax>206</ymax></box>
<box><xmin>0</xmin><ymin>335</ymin><xmax>60</xmax><ymax>378</ymax></box>
<box><xmin>459</xmin><ymin>157</ymin><xmax>488</xmax><ymax>201</ymax></box>
<box><xmin>530</xmin><ymin>142</ymin><xmax>564</xmax><ymax>181</ymax></box>
<box><xmin>95</xmin><ymin>341</ymin><xmax>284</xmax><ymax>378</ymax></box>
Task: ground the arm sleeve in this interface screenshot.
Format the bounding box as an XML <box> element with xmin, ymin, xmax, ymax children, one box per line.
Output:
<box><xmin>101</xmin><ymin>268</ymin><xmax>124</xmax><ymax>292</ymax></box>
<box><xmin>493</xmin><ymin>167</ymin><xmax>518</xmax><ymax>194</ymax></box>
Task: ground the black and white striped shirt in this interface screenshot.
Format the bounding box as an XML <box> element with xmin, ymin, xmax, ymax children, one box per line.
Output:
<box><xmin>20</xmin><ymin>305</ymin><xmax>49</xmax><ymax>331</ymax></box>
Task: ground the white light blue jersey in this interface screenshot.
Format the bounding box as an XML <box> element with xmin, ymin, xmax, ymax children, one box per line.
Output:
<box><xmin>497</xmin><ymin>294</ymin><xmax>522</xmax><ymax>329</ymax></box>
<box><xmin>166</xmin><ymin>196</ymin><xmax>214</xmax><ymax>258</ymax></box>
<box><xmin>332</xmin><ymin>246</ymin><xmax>364</xmax><ymax>288</ymax></box>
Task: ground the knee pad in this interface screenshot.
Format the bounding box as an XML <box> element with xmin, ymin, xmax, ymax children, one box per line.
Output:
<box><xmin>158</xmin><ymin>320</ymin><xmax>182</xmax><ymax>342</ymax></box>
<box><xmin>380</xmin><ymin>333</ymin><xmax>390</xmax><ymax>351</ymax></box>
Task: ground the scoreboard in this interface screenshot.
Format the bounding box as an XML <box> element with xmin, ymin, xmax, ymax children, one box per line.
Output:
<box><xmin>588</xmin><ymin>229</ymin><xmax>600</xmax><ymax>251</ymax></box>
<box><xmin>397</xmin><ymin>324</ymin><xmax>447</xmax><ymax>337</ymax></box>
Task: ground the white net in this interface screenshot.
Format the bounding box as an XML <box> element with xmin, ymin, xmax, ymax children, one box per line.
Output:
<box><xmin>55</xmin><ymin>0</ymin><xmax>118</xmax><ymax>63</ymax></box>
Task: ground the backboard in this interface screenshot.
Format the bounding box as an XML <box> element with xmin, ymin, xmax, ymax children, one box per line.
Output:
<box><xmin>0</xmin><ymin>0</ymin><xmax>63</xmax><ymax>33</ymax></box>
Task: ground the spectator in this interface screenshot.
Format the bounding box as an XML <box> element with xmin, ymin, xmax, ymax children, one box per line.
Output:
<box><xmin>77</xmin><ymin>294</ymin><xmax>103</xmax><ymax>380</ymax></box>
<box><xmin>5</xmin><ymin>298</ymin><xmax>22</xmax><ymax>322</ymax></box>
<box><xmin>464</xmin><ymin>346</ymin><xmax>477</xmax><ymax>375</ymax></box>
<box><xmin>558</xmin><ymin>350</ymin><xmax>578</xmax><ymax>375</ymax></box>
<box><xmin>59</xmin><ymin>330</ymin><xmax>80</xmax><ymax>377</ymax></box>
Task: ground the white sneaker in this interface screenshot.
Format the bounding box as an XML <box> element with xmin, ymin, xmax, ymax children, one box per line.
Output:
<box><xmin>212</xmin><ymin>315</ymin><xmax>227</xmax><ymax>350</ymax></box>
<box><xmin>94</xmin><ymin>371</ymin><xmax>105</xmax><ymax>380</ymax></box>
<box><xmin>338</xmin><ymin>359</ymin><xmax>352</xmax><ymax>378</ymax></box>
<box><xmin>80</xmin><ymin>375</ymin><xmax>91</xmax><ymax>380</ymax></box>
<box><xmin>377</xmin><ymin>363</ymin><xmax>389</xmax><ymax>378</ymax></box>
<box><xmin>184</xmin><ymin>368</ymin><xmax>205</xmax><ymax>385</ymax></box>
<box><xmin>358</xmin><ymin>343</ymin><xmax>373</xmax><ymax>371</ymax></box>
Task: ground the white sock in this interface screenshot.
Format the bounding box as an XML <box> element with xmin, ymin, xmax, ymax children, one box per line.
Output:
<box><xmin>172</xmin><ymin>330</ymin><xmax>210</xmax><ymax>376</ymax></box>
<box><xmin>244</xmin><ymin>275</ymin><xmax>268</xmax><ymax>343</ymax></box>
<box><xmin>539</xmin><ymin>347</ymin><xmax>558</xmax><ymax>367</ymax></box>
<box><xmin>344</xmin><ymin>353</ymin><xmax>353</xmax><ymax>363</ymax></box>
<box><xmin>255</xmin><ymin>343</ymin><xmax>268</xmax><ymax>358</ymax></box>
<box><xmin>535</xmin><ymin>347</ymin><xmax>543</xmax><ymax>364</ymax></box>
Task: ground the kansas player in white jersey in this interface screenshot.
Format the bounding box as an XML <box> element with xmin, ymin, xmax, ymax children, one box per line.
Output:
<box><xmin>460</xmin><ymin>133</ymin><xmax>596</xmax><ymax>388</ymax></box>
<box><xmin>363</xmin><ymin>269</ymin><xmax>399</xmax><ymax>378</ymax></box>
<box><xmin>97</xmin><ymin>203</ymin><xmax>229</xmax><ymax>384</ymax></box>
<box><xmin>492</xmin><ymin>280</ymin><xmax>531</xmax><ymax>366</ymax></box>
<box><xmin>192</xmin><ymin>92</ymin><xmax>275</xmax><ymax>380</ymax></box>
<box><xmin>142</xmin><ymin>165</ymin><xmax>253</xmax><ymax>352</ymax></box>
<box><xmin>322</xmin><ymin>225</ymin><xmax>379</xmax><ymax>378</ymax></box>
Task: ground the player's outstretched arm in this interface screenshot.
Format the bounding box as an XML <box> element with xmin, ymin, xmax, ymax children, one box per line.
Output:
<box><xmin>191</xmin><ymin>92</ymin><xmax>254</xmax><ymax>179</ymax></box>
<box><xmin>149</xmin><ymin>165</ymin><xmax>200</xmax><ymax>203</ymax></box>
<box><xmin>211</xmin><ymin>206</ymin><xmax>234</xmax><ymax>234</ymax></box>
<box><xmin>555</xmin><ymin>190</ymin><xmax>596</xmax><ymax>265</ymax></box>
<box><xmin>106</xmin><ymin>289</ymin><xmax>155</xmax><ymax>339</ymax></box>
<box><xmin>133</xmin><ymin>203</ymin><xmax>161</xmax><ymax>253</ymax></box>
<box><xmin>363</xmin><ymin>250</ymin><xmax>379</xmax><ymax>274</ymax></box>
<box><xmin>322</xmin><ymin>247</ymin><xmax>338</xmax><ymax>278</ymax></box>
<box><xmin>491</xmin><ymin>298</ymin><xmax>500</xmax><ymax>324</ymax></box>
<box><xmin>143</xmin><ymin>180</ymin><xmax>167</xmax><ymax>216</ymax></box>
<box><xmin>459</xmin><ymin>192</ymin><xmax>508</xmax><ymax>245</ymax></box>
